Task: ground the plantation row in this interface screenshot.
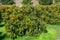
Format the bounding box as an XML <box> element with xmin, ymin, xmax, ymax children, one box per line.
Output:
<box><xmin>0</xmin><ymin>4</ymin><xmax>60</xmax><ymax>39</ymax></box>
<box><xmin>0</xmin><ymin>0</ymin><xmax>56</xmax><ymax>5</ymax></box>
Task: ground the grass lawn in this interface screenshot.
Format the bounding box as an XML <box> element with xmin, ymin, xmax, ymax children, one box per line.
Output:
<box><xmin>47</xmin><ymin>24</ymin><xmax>60</xmax><ymax>40</ymax></box>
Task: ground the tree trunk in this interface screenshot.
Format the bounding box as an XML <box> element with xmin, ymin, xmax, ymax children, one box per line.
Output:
<box><xmin>31</xmin><ymin>0</ymin><xmax>39</xmax><ymax>6</ymax></box>
<box><xmin>53</xmin><ymin>0</ymin><xmax>55</xmax><ymax>4</ymax></box>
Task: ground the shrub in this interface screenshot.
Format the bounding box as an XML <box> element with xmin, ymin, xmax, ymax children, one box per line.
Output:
<box><xmin>3</xmin><ymin>28</ymin><xmax>57</xmax><ymax>40</ymax></box>
<box><xmin>0</xmin><ymin>4</ymin><xmax>60</xmax><ymax>39</ymax></box>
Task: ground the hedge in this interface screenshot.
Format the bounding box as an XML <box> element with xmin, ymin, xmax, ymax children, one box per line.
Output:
<box><xmin>0</xmin><ymin>5</ymin><xmax>60</xmax><ymax>39</ymax></box>
<box><xmin>4</xmin><ymin>29</ymin><xmax>57</xmax><ymax>40</ymax></box>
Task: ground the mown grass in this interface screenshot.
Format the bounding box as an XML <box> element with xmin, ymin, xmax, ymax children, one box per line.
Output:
<box><xmin>47</xmin><ymin>24</ymin><xmax>60</xmax><ymax>40</ymax></box>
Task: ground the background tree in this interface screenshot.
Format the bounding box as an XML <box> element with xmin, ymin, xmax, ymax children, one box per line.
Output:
<box><xmin>39</xmin><ymin>0</ymin><xmax>53</xmax><ymax>5</ymax></box>
<box><xmin>23</xmin><ymin>0</ymin><xmax>31</xmax><ymax>4</ymax></box>
<box><xmin>0</xmin><ymin>0</ymin><xmax>14</xmax><ymax>5</ymax></box>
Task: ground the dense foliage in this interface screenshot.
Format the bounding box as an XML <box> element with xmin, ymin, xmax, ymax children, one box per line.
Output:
<box><xmin>0</xmin><ymin>5</ymin><xmax>60</xmax><ymax>39</ymax></box>
<box><xmin>3</xmin><ymin>28</ymin><xmax>57</xmax><ymax>40</ymax></box>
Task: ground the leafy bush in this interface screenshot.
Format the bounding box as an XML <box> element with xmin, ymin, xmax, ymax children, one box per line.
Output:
<box><xmin>3</xmin><ymin>28</ymin><xmax>57</xmax><ymax>40</ymax></box>
<box><xmin>0</xmin><ymin>4</ymin><xmax>60</xmax><ymax>39</ymax></box>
